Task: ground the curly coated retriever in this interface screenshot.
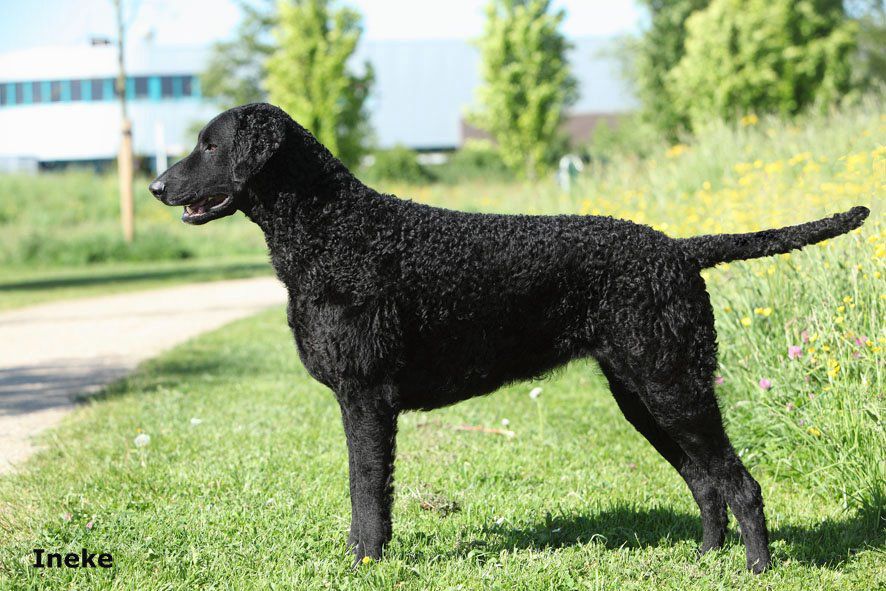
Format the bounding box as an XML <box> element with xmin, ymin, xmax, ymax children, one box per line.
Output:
<box><xmin>149</xmin><ymin>103</ymin><xmax>869</xmax><ymax>572</ymax></box>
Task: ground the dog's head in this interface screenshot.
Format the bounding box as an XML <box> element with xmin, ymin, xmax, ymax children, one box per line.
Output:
<box><xmin>149</xmin><ymin>103</ymin><xmax>287</xmax><ymax>225</ymax></box>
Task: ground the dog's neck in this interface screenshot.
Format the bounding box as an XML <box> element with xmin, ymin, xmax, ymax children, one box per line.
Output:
<box><xmin>240</xmin><ymin>125</ymin><xmax>372</xmax><ymax>229</ymax></box>
<box><xmin>239</xmin><ymin>138</ymin><xmax>396</xmax><ymax>297</ymax></box>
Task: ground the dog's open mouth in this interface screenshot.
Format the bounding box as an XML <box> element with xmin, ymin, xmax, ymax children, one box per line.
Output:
<box><xmin>181</xmin><ymin>195</ymin><xmax>235</xmax><ymax>224</ymax></box>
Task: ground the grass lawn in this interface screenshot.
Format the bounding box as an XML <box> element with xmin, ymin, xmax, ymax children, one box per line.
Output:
<box><xmin>0</xmin><ymin>256</ymin><xmax>273</xmax><ymax>311</ymax></box>
<box><xmin>1</xmin><ymin>310</ymin><xmax>882</xmax><ymax>590</ymax></box>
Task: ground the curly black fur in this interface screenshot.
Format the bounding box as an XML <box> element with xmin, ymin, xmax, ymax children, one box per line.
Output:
<box><xmin>150</xmin><ymin>103</ymin><xmax>869</xmax><ymax>573</ymax></box>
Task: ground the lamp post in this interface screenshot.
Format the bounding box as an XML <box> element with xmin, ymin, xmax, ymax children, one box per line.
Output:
<box><xmin>114</xmin><ymin>0</ymin><xmax>135</xmax><ymax>243</ymax></box>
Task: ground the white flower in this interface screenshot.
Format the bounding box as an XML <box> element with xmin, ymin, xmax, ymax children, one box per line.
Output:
<box><xmin>190</xmin><ymin>418</ymin><xmax>203</xmax><ymax>426</ymax></box>
<box><xmin>529</xmin><ymin>387</ymin><xmax>543</xmax><ymax>400</ymax></box>
<box><xmin>501</xmin><ymin>418</ymin><xmax>510</xmax><ymax>427</ymax></box>
<box><xmin>134</xmin><ymin>433</ymin><xmax>151</xmax><ymax>448</ymax></box>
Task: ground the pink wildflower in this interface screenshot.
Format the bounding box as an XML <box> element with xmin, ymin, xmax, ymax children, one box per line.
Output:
<box><xmin>715</xmin><ymin>375</ymin><xmax>725</xmax><ymax>386</ymax></box>
<box><xmin>801</xmin><ymin>330</ymin><xmax>810</xmax><ymax>343</ymax></box>
<box><xmin>788</xmin><ymin>345</ymin><xmax>803</xmax><ymax>360</ymax></box>
<box><xmin>758</xmin><ymin>378</ymin><xmax>772</xmax><ymax>390</ymax></box>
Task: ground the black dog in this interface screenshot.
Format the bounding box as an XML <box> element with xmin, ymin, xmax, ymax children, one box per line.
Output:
<box><xmin>149</xmin><ymin>103</ymin><xmax>868</xmax><ymax>572</ymax></box>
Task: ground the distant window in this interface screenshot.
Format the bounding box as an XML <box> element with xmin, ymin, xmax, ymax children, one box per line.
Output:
<box><xmin>32</xmin><ymin>81</ymin><xmax>42</xmax><ymax>103</ymax></box>
<box><xmin>89</xmin><ymin>79</ymin><xmax>104</xmax><ymax>101</ymax></box>
<box><xmin>134</xmin><ymin>76</ymin><xmax>149</xmax><ymax>98</ymax></box>
<box><xmin>0</xmin><ymin>84</ymin><xmax>6</xmax><ymax>106</ymax></box>
<box><xmin>71</xmin><ymin>80</ymin><xmax>82</xmax><ymax>101</ymax></box>
<box><xmin>160</xmin><ymin>76</ymin><xmax>174</xmax><ymax>97</ymax></box>
<box><xmin>15</xmin><ymin>82</ymin><xmax>24</xmax><ymax>103</ymax></box>
<box><xmin>181</xmin><ymin>76</ymin><xmax>192</xmax><ymax>97</ymax></box>
<box><xmin>50</xmin><ymin>81</ymin><xmax>63</xmax><ymax>102</ymax></box>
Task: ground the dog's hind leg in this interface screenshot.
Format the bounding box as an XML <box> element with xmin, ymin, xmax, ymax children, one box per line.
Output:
<box><xmin>339</xmin><ymin>393</ymin><xmax>398</xmax><ymax>565</ymax></box>
<box><xmin>643</xmin><ymin>377</ymin><xmax>771</xmax><ymax>573</ymax></box>
<box><xmin>599</xmin><ymin>363</ymin><xmax>727</xmax><ymax>553</ymax></box>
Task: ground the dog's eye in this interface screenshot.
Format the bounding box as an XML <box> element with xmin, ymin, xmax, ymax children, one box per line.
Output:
<box><xmin>204</xmin><ymin>144</ymin><xmax>217</xmax><ymax>153</ymax></box>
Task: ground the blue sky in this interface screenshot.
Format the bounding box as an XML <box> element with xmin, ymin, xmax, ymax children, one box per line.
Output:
<box><xmin>0</xmin><ymin>0</ymin><xmax>644</xmax><ymax>53</ymax></box>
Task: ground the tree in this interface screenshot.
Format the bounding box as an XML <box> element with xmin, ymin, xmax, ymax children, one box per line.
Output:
<box><xmin>630</xmin><ymin>0</ymin><xmax>710</xmax><ymax>140</ymax></box>
<box><xmin>668</xmin><ymin>0</ymin><xmax>858</xmax><ymax>129</ymax></box>
<box><xmin>265</xmin><ymin>0</ymin><xmax>374</xmax><ymax>168</ymax></box>
<box><xmin>847</xmin><ymin>0</ymin><xmax>886</xmax><ymax>88</ymax></box>
<box><xmin>201</xmin><ymin>1</ymin><xmax>276</xmax><ymax>108</ymax></box>
<box><xmin>469</xmin><ymin>0</ymin><xmax>577</xmax><ymax>179</ymax></box>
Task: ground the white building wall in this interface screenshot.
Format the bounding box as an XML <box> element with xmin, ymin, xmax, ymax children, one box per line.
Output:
<box><xmin>0</xmin><ymin>99</ymin><xmax>215</xmax><ymax>161</ymax></box>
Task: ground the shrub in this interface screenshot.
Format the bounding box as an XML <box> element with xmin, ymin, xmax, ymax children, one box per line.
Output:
<box><xmin>582</xmin><ymin>116</ymin><xmax>661</xmax><ymax>163</ymax></box>
<box><xmin>435</xmin><ymin>140</ymin><xmax>513</xmax><ymax>184</ymax></box>
<box><xmin>6</xmin><ymin>228</ymin><xmax>194</xmax><ymax>266</ymax></box>
<box><xmin>361</xmin><ymin>146</ymin><xmax>433</xmax><ymax>185</ymax></box>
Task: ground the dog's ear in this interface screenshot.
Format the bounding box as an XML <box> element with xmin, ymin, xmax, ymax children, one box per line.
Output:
<box><xmin>232</xmin><ymin>105</ymin><xmax>286</xmax><ymax>184</ymax></box>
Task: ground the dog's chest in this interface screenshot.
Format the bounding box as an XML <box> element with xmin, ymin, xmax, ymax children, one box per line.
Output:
<box><xmin>285</xmin><ymin>294</ymin><xmax>401</xmax><ymax>390</ymax></box>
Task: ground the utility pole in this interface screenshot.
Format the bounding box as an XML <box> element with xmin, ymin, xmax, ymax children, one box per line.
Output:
<box><xmin>114</xmin><ymin>0</ymin><xmax>135</xmax><ymax>243</ymax></box>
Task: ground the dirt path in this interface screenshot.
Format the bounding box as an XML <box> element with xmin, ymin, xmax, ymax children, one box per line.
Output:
<box><xmin>0</xmin><ymin>277</ymin><xmax>286</xmax><ymax>473</ymax></box>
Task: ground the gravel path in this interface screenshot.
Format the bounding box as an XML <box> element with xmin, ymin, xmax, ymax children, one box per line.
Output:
<box><xmin>0</xmin><ymin>277</ymin><xmax>286</xmax><ymax>473</ymax></box>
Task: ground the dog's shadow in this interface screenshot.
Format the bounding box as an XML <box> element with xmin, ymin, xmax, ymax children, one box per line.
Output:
<box><xmin>450</xmin><ymin>504</ymin><xmax>884</xmax><ymax>568</ymax></box>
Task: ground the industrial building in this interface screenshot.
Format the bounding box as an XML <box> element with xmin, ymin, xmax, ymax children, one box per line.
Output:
<box><xmin>0</xmin><ymin>37</ymin><xmax>635</xmax><ymax>171</ymax></box>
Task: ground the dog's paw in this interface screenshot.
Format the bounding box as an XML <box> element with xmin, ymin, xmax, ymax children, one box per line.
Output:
<box><xmin>746</xmin><ymin>555</ymin><xmax>770</xmax><ymax>574</ymax></box>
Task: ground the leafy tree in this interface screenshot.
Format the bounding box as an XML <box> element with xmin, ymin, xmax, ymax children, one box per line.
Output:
<box><xmin>630</xmin><ymin>0</ymin><xmax>710</xmax><ymax>140</ymax></box>
<box><xmin>668</xmin><ymin>0</ymin><xmax>858</xmax><ymax>129</ymax></box>
<box><xmin>201</xmin><ymin>1</ymin><xmax>276</xmax><ymax>108</ymax></box>
<box><xmin>470</xmin><ymin>0</ymin><xmax>577</xmax><ymax>179</ymax></box>
<box><xmin>265</xmin><ymin>0</ymin><xmax>374</xmax><ymax>168</ymax></box>
<box><xmin>847</xmin><ymin>0</ymin><xmax>886</xmax><ymax>88</ymax></box>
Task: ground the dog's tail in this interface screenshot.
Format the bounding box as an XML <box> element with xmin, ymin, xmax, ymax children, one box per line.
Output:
<box><xmin>679</xmin><ymin>206</ymin><xmax>870</xmax><ymax>269</ymax></box>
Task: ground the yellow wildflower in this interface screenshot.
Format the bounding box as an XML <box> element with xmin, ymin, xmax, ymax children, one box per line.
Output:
<box><xmin>827</xmin><ymin>361</ymin><xmax>840</xmax><ymax>378</ymax></box>
<box><xmin>666</xmin><ymin>144</ymin><xmax>689</xmax><ymax>159</ymax></box>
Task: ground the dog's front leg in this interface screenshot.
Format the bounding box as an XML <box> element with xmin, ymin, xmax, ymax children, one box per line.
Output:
<box><xmin>339</xmin><ymin>395</ymin><xmax>398</xmax><ymax>566</ymax></box>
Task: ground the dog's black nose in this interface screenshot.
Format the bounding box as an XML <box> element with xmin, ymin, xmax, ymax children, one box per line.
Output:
<box><xmin>148</xmin><ymin>180</ymin><xmax>166</xmax><ymax>198</ymax></box>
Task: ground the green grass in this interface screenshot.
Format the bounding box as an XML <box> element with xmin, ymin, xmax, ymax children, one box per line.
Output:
<box><xmin>0</xmin><ymin>169</ymin><xmax>273</xmax><ymax>309</ymax></box>
<box><xmin>0</xmin><ymin>172</ymin><xmax>266</xmax><ymax>267</ymax></box>
<box><xmin>0</xmin><ymin>256</ymin><xmax>273</xmax><ymax>311</ymax></box>
<box><xmin>1</xmin><ymin>311</ymin><xmax>882</xmax><ymax>590</ymax></box>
